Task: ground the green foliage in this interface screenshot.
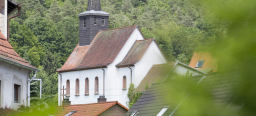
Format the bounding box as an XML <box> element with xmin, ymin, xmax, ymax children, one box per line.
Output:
<box><xmin>127</xmin><ymin>84</ymin><xmax>143</xmax><ymax>108</ymax></box>
<box><xmin>10</xmin><ymin>0</ymin><xmax>226</xmax><ymax>109</ymax></box>
<box><xmin>144</xmin><ymin>82</ymin><xmax>149</xmax><ymax>90</ymax></box>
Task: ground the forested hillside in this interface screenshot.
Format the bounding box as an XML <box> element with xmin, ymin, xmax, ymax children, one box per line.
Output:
<box><xmin>9</xmin><ymin>0</ymin><xmax>225</xmax><ymax>100</ymax></box>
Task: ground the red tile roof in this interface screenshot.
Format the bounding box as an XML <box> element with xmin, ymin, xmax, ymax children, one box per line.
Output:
<box><xmin>58</xmin><ymin>44</ymin><xmax>90</xmax><ymax>72</ymax></box>
<box><xmin>0</xmin><ymin>32</ymin><xmax>37</xmax><ymax>70</ymax></box>
<box><xmin>55</xmin><ymin>101</ymin><xmax>128</xmax><ymax>116</ymax></box>
<box><xmin>189</xmin><ymin>52</ymin><xmax>217</xmax><ymax>72</ymax></box>
<box><xmin>116</xmin><ymin>38</ymin><xmax>154</xmax><ymax>67</ymax></box>
<box><xmin>58</xmin><ymin>25</ymin><xmax>137</xmax><ymax>72</ymax></box>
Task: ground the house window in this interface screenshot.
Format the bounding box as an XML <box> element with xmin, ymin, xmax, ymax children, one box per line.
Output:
<box><xmin>75</xmin><ymin>79</ymin><xmax>79</xmax><ymax>95</ymax></box>
<box><xmin>85</xmin><ymin>78</ymin><xmax>89</xmax><ymax>95</ymax></box>
<box><xmin>157</xmin><ymin>107</ymin><xmax>168</xmax><ymax>116</ymax></box>
<box><xmin>195</xmin><ymin>60</ymin><xmax>205</xmax><ymax>68</ymax></box>
<box><xmin>14</xmin><ymin>84</ymin><xmax>20</xmax><ymax>103</ymax></box>
<box><xmin>95</xmin><ymin>77</ymin><xmax>99</xmax><ymax>94</ymax></box>
<box><xmin>66</xmin><ymin>80</ymin><xmax>70</xmax><ymax>96</ymax></box>
<box><xmin>94</xmin><ymin>17</ymin><xmax>97</xmax><ymax>25</ymax></box>
<box><xmin>102</xmin><ymin>18</ymin><xmax>105</xmax><ymax>26</ymax></box>
<box><xmin>130</xmin><ymin>111</ymin><xmax>138</xmax><ymax>116</ymax></box>
<box><xmin>123</xmin><ymin>76</ymin><xmax>126</xmax><ymax>90</ymax></box>
<box><xmin>84</xmin><ymin>18</ymin><xmax>86</xmax><ymax>28</ymax></box>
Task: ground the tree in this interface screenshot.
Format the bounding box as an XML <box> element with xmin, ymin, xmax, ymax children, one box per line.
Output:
<box><xmin>42</xmin><ymin>51</ymin><xmax>61</xmax><ymax>75</ymax></box>
<box><xmin>46</xmin><ymin>0</ymin><xmax>62</xmax><ymax>23</ymax></box>
<box><xmin>61</xmin><ymin>0</ymin><xmax>76</xmax><ymax>18</ymax></box>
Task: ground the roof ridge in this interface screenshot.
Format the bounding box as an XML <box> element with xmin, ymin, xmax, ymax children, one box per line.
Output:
<box><xmin>69</xmin><ymin>101</ymin><xmax>117</xmax><ymax>106</ymax></box>
<box><xmin>100</xmin><ymin>25</ymin><xmax>137</xmax><ymax>32</ymax></box>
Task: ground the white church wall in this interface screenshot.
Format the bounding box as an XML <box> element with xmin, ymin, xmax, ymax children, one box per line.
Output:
<box><xmin>116</xmin><ymin>67</ymin><xmax>134</xmax><ymax>107</ymax></box>
<box><xmin>134</xmin><ymin>41</ymin><xmax>167</xmax><ymax>88</ymax></box>
<box><xmin>105</xmin><ymin>28</ymin><xmax>143</xmax><ymax>106</ymax></box>
<box><xmin>60</xmin><ymin>68</ymin><xmax>105</xmax><ymax>105</ymax></box>
<box><xmin>0</xmin><ymin>61</ymin><xmax>30</xmax><ymax>109</ymax></box>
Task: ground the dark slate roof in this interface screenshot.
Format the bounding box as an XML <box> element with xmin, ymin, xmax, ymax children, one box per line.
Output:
<box><xmin>126</xmin><ymin>72</ymin><xmax>238</xmax><ymax>116</ymax></box>
<box><xmin>0</xmin><ymin>31</ymin><xmax>37</xmax><ymax>71</ymax></box>
<box><xmin>116</xmin><ymin>39</ymin><xmax>154</xmax><ymax>67</ymax></box>
<box><xmin>199</xmin><ymin>72</ymin><xmax>238</xmax><ymax>106</ymax></box>
<box><xmin>87</xmin><ymin>0</ymin><xmax>101</xmax><ymax>11</ymax></box>
<box><xmin>58</xmin><ymin>25</ymin><xmax>137</xmax><ymax>72</ymax></box>
<box><xmin>125</xmin><ymin>82</ymin><xmax>176</xmax><ymax>116</ymax></box>
<box><xmin>134</xmin><ymin>63</ymin><xmax>176</xmax><ymax>92</ymax></box>
<box><xmin>7</xmin><ymin>0</ymin><xmax>20</xmax><ymax>14</ymax></box>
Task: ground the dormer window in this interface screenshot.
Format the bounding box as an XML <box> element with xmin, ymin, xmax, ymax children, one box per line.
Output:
<box><xmin>196</xmin><ymin>60</ymin><xmax>205</xmax><ymax>68</ymax></box>
<box><xmin>102</xmin><ymin>18</ymin><xmax>105</xmax><ymax>26</ymax></box>
<box><xmin>84</xmin><ymin>18</ymin><xmax>86</xmax><ymax>28</ymax></box>
<box><xmin>94</xmin><ymin>17</ymin><xmax>97</xmax><ymax>25</ymax></box>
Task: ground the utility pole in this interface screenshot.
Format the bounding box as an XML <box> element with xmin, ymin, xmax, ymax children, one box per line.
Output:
<box><xmin>61</xmin><ymin>86</ymin><xmax>66</xmax><ymax>109</ymax></box>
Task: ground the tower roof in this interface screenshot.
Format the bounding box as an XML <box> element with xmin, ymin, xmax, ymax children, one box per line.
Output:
<box><xmin>87</xmin><ymin>0</ymin><xmax>101</xmax><ymax>11</ymax></box>
<box><xmin>78</xmin><ymin>0</ymin><xmax>109</xmax><ymax>16</ymax></box>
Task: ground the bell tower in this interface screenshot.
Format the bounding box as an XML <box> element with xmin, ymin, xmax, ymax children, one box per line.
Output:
<box><xmin>78</xmin><ymin>0</ymin><xmax>109</xmax><ymax>46</ymax></box>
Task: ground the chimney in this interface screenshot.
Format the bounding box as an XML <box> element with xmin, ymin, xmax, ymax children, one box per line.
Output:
<box><xmin>78</xmin><ymin>0</ymin><xmax>109</xmax><ymax>46</ymax></box>
<box><xmin>97</xmin><ymin>96</ymin><xmax>107</xmax><ymax>103</ymax></box>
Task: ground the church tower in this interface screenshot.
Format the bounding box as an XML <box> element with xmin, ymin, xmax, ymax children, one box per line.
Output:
<box><xmin>78</xmin><ymin>0</ymin><xmax>109</xmax><ymax>46</ymax></box>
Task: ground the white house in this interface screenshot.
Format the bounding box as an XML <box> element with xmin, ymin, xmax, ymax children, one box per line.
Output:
<box><xmin>0</xmin><ymin>32</ymin><xmax>38</xmax><ymax>109</ymax></box>
<box><xmin>134</xmin><ymin>61</ymin><xmax>206</xmax><ymax>92</ymax></box>
<box><xmin>57</xmin><ymin>0</ymin><xmax>167</xmax><ymax>107</ymax></box>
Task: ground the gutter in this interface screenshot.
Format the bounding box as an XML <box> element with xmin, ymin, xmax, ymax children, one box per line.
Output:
<box><xmin>101</xmin><ymin>67</ymin><xmax>105</xmax><ymax>96</ymax></box>
<box><xmin>59</xmin><ymin>73</ymin><xmax>62</xmax><ymax>106</ymax></box>
<box><xmin>128</xmin><ymin>66</ymin><xmax>132</xmax><ymax>84</ymax></box>
<box><xmin>7</xmin><ymin>4</ymin><xmax>22</xmax><ymax>41</ymax></box>
<box><xmin>0</xmin><ymin>57</ymin><xmax>38</xmax><ymax>71</ymax></box>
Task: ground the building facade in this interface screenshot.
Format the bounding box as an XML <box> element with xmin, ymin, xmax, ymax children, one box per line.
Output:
<box><xmin>0</xmin><ymin>32</ymin><xmax>38</xmax><ymax>109</ymax></box>
<box><xmin>57</xmin><ymin>0</ymin><xmax>167</xmax><ymax>107</ymax></box>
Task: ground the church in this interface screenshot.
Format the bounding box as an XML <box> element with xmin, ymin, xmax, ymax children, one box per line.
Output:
<box><xmin>57</xmin><ymin>0</ymin><xmax>167</xmax><ymax>107</ymax></box>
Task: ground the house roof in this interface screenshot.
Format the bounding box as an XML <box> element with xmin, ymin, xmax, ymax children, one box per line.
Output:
<box><xmin>134</xmin><ymin>62</ymin><xmax>205</xmax><ymax>92</ymax></box>
<box><xmin>126</xmin><ymin>72</ymin><xmax>238</xmax><ymax>116</ymax></box>
<box><xmin>126</xmin><ymin>82</ymin><xmax>176</xmax><ymax>116</ymax></box>
<box><xmin>134</xmin><ymin>62</ymin><xmax>176</xmax><ymax>92</ymax></box>
<box><xmin>56</xmin><ymin>101</ymin><xmax>128</xmax><ymax>116</ymax></box>
<box><xmin>58</xmin><ymin>25</ymin><xmax>137</xmax><ymax>72</ymax></box>
<box><xmin>7</xmin><ymin>0</ymin><xmax>21</xmax><ymax>14</ymax></box>
<box><xmin>0</xmin><ymin>0</ymin><xmax>4</xmax><ymax>14</ymax></box>
<box><xmin>189</xmin><ymin>52</ymin><xmax>218</xmax><ymax>72</ymax></box>
<box><xmin>116</xmin><ymin>38</ymin><xmax>154</xmax><ymax>67</ymax></box>
<box><xmin>0</xmin><ymin>32</ymin><xmax>37</xmax><ymax>71</ymax></box>
<box><xmin>57</xmin><ymin>44</ymin><xmax>90</xmax><ymax>72</ymax></box>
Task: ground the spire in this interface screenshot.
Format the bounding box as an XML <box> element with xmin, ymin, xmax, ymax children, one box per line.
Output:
<box><xmin>87</xmin><ymin>0</ymin><xmax>101</xmax><ymax>11</ymax></box>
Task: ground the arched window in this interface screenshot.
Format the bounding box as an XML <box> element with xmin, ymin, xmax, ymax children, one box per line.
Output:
<box><xmin>95</xmin><ymin>77</ymin><xmax>99</xmax><ymax>94</ymax></box>
<box><xmin>94</xmin><ymin>17</ymin><xmax>97</xmax><ymax>25</ymax></box>
<box><xmin>75</xmin><ymin>79</ymin><xmax>79</xmax><ymax>95</ymax></box>
<box><xmin>66</xmin><ymin>80</ymin><xmax>70</xmax><ymax>96</ymax></box>
<box><xmin>84</xmin><ymin>18</ymin><xmax>86</xmax><ymax>28</ymax></box>
<box><xmin>85</xmin><ymin>78</ymin><xmax>89</xmax><ymax>95</ymax></box>
<box><xmin>102</xmin><ymin>18</ymin><xmax>105</xmax><ymax>26</ymax></box>
<box><xmin>123</xmin><ymin>76</ymin><xmax>126</xmax><ymax>89</ymax></box>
